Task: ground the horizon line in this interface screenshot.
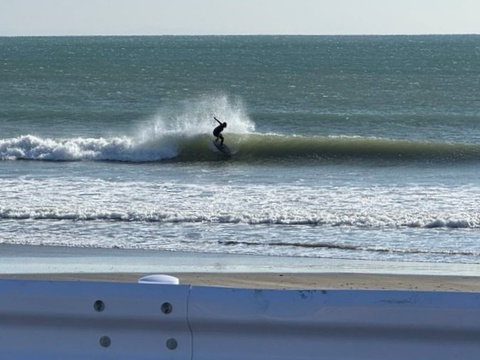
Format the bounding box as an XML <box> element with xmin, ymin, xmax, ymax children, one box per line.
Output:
<box><xmin>1</xmin><ymin>33</ymin><xmax>479</xmax><ymax>38</ymax></box>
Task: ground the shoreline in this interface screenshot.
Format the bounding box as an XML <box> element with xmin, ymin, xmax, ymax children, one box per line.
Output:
<box><xmin>1</xmin><ymin>244</ymin><xmax>480</xmax><ymax>291</ymax></box>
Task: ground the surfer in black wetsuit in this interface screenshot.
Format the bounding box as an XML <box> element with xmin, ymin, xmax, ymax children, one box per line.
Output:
<box><xmin>213</xmin><ymin>117</ymin><xmax>227</xmax><ymax>146</ymax></box>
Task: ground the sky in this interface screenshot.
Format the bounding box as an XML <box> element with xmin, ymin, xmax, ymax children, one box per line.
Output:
<box><xmin>1</xmin><ymin>0</ymin><xmax>479</xmax><ymax>36</ymax></box>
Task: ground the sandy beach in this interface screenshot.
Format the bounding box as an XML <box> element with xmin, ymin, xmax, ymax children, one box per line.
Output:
<box><xmin>1</xmin><ymin>244</ymin><xmax>479</xmax><ymax>291</ymax></box>
<box><xmin>2</xmin><ymin>272</ymin><xmax>480</xmax><ymax>292</ymax></box>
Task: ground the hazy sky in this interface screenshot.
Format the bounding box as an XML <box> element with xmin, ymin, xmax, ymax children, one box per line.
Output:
<box><xmin>1</xmin><ymin>0</ymin><xmax>479</xmax><ymax>36</ymax></box>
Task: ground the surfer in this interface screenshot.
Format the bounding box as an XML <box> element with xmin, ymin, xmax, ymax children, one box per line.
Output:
<box><xmin>213</xmin><ymin>117</ymin><xmax>227</xmax><ymax>147</ymax></box>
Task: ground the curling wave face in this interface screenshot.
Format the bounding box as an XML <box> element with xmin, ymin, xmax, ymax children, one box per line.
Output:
<box><xmin>2</xmin><ymin>133</ymin><xmax>480</xmax><ymax>164</ymax></box>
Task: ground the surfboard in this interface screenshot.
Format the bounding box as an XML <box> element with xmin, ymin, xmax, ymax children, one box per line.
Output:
<box><xmin>212</xmin><ymin>140</ymin><xmax>232</xmax><ymax>155</ymax></box>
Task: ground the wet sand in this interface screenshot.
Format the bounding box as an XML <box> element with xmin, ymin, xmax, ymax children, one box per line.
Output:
<box><xmin>1</xmin><ymin>244</ymin><xmax>479</xmax><ymax>291</ymax></box>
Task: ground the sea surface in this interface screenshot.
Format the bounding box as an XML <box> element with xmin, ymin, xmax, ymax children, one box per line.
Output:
<box><xmin>1</xmin><ymin>35</ymin><xmax>480</xmax><ymax>265</ymax></box>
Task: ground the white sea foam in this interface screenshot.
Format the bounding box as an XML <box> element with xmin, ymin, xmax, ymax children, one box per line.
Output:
<box><xmin>1</xmin><ymin>178</ymin><xmax>479</xmax><ymax>229</ymax></box>
<box><xmin>1</xmin><ymin>175</ymin><xmax>479</xmax><ymax>262</ymax></box>
<box><xmin>0</xmin><ymin>135</ymin><xmax>178</xmax><ymax>161</ymax></box>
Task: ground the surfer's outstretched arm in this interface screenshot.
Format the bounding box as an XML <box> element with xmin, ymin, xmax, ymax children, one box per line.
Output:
<box><xmin>214</xmin><ymin>116</ymin><xmax>222</xmax><ymax>125</ymax></box>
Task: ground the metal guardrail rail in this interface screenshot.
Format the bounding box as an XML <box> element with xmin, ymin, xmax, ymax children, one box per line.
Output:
<box><xmin>0</xmin><ymin>278</ymin><xmax>479</xmax><ymax>359</ymax></box>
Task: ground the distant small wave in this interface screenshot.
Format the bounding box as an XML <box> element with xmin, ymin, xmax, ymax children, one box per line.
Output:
<box><xmin>2</xmin><ymin>133</ymin><xmax>480</xmax><ymax>164</ymax></box>
<box><xmin>218</xmin><ymin>240</ymin><xmax>480</xmax><ymax>257</ymax></box>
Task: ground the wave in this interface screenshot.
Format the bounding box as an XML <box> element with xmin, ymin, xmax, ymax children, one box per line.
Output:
<box><xmin>229</xmin><ymin>134</ymin><xmax>480</xmax><ymax>163</ymax></box>
<box><xmin>1</xmin><ymin>208</ymin><xmax>478</xmax><ymax>229</ymax></box>
<box><xmin>218</xmin><ymin>240</ymin><xmax>480</xmax><ymax>258</ymax></box>
<box><xmin>2</xmin><ymin>133</ymin><xmax>480</xmax><ymax>164</ymax></box>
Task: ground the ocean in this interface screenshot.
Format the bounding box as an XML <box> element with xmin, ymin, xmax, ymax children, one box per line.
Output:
<box><xmin>1</xmin><ymin>35</ymin><xmax>480</xmax><ymax>265</ymax></box>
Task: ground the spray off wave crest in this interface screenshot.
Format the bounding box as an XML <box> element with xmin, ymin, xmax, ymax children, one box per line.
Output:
<box><xmin>0</xmin><ymin>95</ymin><xmax>256</xmax><ymax>162</ymax></box>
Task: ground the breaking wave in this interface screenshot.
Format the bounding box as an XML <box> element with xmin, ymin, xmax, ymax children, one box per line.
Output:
<box><xmin>2</xmin><ymin>133</ymin><xmax>480</xmax><ymax>164</ymax></box>
<box><xmin>0</xmin><ymin>207</ymin><xmax>479</xmax><ymax>229</ymax></box>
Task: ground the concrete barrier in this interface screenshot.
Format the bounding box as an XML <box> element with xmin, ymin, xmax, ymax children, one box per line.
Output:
<box><xmin>0</xmin><ymin>278</ymin><xmax>479</xmax><ymax>359</ymax></box>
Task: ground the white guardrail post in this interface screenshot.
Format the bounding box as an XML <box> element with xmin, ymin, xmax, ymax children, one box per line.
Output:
<box><xmin>1</xmin><ymin>277</ymin><xmax>480</xmax><ymax>359</ymax></box>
